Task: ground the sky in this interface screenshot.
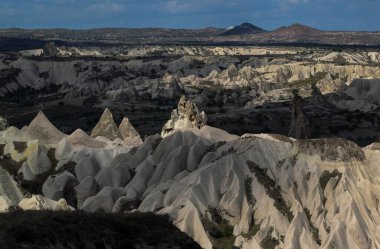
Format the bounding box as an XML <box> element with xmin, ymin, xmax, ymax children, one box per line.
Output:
<box><xmin>0</xmin><ymin>0</ymin><xmax>379</xmax><ymax>31</ymax></box>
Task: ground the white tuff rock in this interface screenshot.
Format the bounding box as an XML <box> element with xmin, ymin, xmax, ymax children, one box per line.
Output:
<box><xmin>91</xmin><ymin>108</ymin><xmax>120</xmax><ymax>141</ymax></box>
<box><xmin>1</xmin><ymin>105</ymin><xmax>380</xmax><ymax>249</ymax></box>
<box><xmin>19</xmin><ymin>195</ymin><xmax>74</xmax><ymax>211</ymax></box>
<box><xmin>91</xmin><ymin>109</ymin><xmax>143</xmax><ymax>145</ymax></box>
<box><xmin>161</xmin><ymin>95</ymin><xmax>207</xmax><ymax>137</ymax></box>
<box><xmin>119</xmin><ymin>117</ymin><xmax>142</xmax><ymax>145</ymax></box>
<box><xmin>23</xmin><ymin>111</ymin><xmax>67</xmax><ymax>144</ymax></box>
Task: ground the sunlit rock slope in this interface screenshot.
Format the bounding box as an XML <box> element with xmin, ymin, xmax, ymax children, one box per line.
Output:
<box><xmin>0</xmin><ymin>110</ymin><xmax>379</xmax><ymax>249</ymax></box>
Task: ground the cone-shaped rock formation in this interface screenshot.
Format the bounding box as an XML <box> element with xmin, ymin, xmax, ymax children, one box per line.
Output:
<box><xmin>25</xmin><ymin>111</ymin><xmax>66</xmax><ymax>144</ymax></box>
<box><xmin>91</xmin><ymin>109</ymin><xmax>120</xmax><ymax>141</ymax></box>
<box><xmin>119</xmin><ymin>117</ymin><xmax>142</xmax><ymax>145</ymax></box>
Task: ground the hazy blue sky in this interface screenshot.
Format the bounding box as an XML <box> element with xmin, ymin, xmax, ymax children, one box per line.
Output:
<box><xmin>0</xmin><ymin>0</ymin><xmax>379</xmax><ymax>31</ymax></box>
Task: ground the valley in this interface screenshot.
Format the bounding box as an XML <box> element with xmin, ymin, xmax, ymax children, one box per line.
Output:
<box><xmin>1</xmin><ymin>44</ymin><xmax>380</xmax><ymax>145</ymax></box>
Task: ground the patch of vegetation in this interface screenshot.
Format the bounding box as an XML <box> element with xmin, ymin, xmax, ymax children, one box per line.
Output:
<box><xmin>296</xmin><ymin>138</ymin><xmax>365</xmax><ymax>163</ymax></box>
<box><xmin>118</xmin><ymin>199</ymin><xmax>142</xmax><ymax>213</ymax></box>
<box><xmin>0</xmin><ymin>210</ymin><xmax>201</xmax><ymax>249</ymax></box>
<box><xmin>260</xmin><ymin>227</ymin><xmax>279</xmax><ymax>249</ymax></box>
<box><xmin>319</xmin><ymin>170</ymin><xmax>342</xmax><ymax>191</ymax></box>
<box><xmin>198</xmin><ymin>141</ymin><xmax>226</xmax><ymax>164</ymax></box>
<box><xmin>247</xmin><ymin>161</ymin><xmax>294</xmax><ymax>222</ymax></box>
<box><xmin>0</xmin><ymin>153</ymin><xmax>31</xmax><ymax>196</ymax></box>
<box><xmin>333</xmin><ymin>54</ymin><xmax>347</xmax><ymax>65</ymax></box>
<box><xmin>21</xmin><ymin>149</ymin><xmax>78</xmax><ymax>207</ymax></box>
<box><xmin>211</xmin><ymin>147</ymin><xmax>237</xmax><ymax>163</ymax></box>
<box><xmin>13</xmin><ymin>142</ymin><xmax>27</xmax><ymax>154</ymax></box>
<box><xmin>56</xmin><ymin>161</ymin><xmax>77</xmax><ymax>176</ymax></box>
<box><xmin>244</xmin><ymin>177</ymin><xmax>256</xmax><ymax>207</ymax></box>
<box><xmin>290</xmin><ymin>153</ymin><xmax>299</xmax><ymax>167</ymax></box>
<box><xmin>241</xmin><ymin>224</ymin><xmax>260</xmax><ymax>240</ymax></box>
<box><xmin>305</xmin><ymin>172</ymin><xmax>311</xmax><ymax>181</ymax></box>
<box><xmin>269</xmin><ymin>134</ymin><xmax>293</xmax><ymax>143</ymax></box>
<box><xmin>20</xmin><ymin>148</ymin><xmax>60</xmax><ymax>196</ymax></box>
<box><xmin>290</xmin><ymin>72</ymin><xmax>327</xmax><ymax>88</ymax></box>
<box><xmin>241</xmin><ymin>215</ymin><xmax>260</xmax><ymax>240</ymax></box>
<box><xmin>46</xmin><ymin>148</ymin><xmax>58</xmax><ymax>166</ymax></box>
<box><xmin>0</xmin><ymin>144</ymin><xmax>5</xmax><ymax>156</ymax></box>
<box><xmin>0</xmin><ymin>67</ymin><xmax>21</xmax><ymax>86</ymax></box>
<box><xmin>276</xmin><ymin>159</ymin><xmax>286</xmax><ymax>169</ymax></box>
<box><xmin>20</xmin><ymin>167</ymin><xmax>55</xmax><ymax>196</ymax></box>
<box><xmin>0</xmin><ymin>154</ymin><xmax>25</xmax><ymax>177</ymax></box>
<box><xmin>128</xmin><ymin>146</ymin><xmax>139</xmax><ymax>155</ymax></box>
<box><xmin>202</xmin><ymin>208</ymin><xmax>235</xmax><ymax>249</ymax></box>
<box><xmin>335</xmin><ymin>207</ymin><xmax>340</xmax><ymax>214</ymax></box>
<box><xmin>304</xmin><ymin>208</ymin><xmax>321</xmax><ymax>245</ymax></box>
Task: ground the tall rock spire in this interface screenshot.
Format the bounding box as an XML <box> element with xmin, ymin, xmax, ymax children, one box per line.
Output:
<box><xmin>161</xmin><ymin>95</ymin><xmax>207</xmax><ymax>137</ymax></box>
<box><xmin>288</xmin><ymin>94</ymin><xmax>311</xmax><ymax>139</ymax></box>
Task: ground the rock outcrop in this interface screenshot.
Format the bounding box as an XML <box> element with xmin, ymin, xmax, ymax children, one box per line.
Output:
<box><xmin>0</xmin><ymin>116</ymin><xmax>8</xmax><ymax>131</ymax></box>
<box><xmin>24</xmin><ymin>111</ymin><xmax>67</xmax><ymax>144</ymax></box>
<box><xmin>344</xmin><ymin>78</ymin><xmax>380</xmax><ymax>105</ymax></box>
<box><xmin>91</xmin><ymin>109</ymin><xmax>120</xmax><ymax>141</ymax></box>
<box><xmin>150</xmin><ymin>74</ymin><xmax>183</xmax><ymax>100</ymax></box>
<box><xmin>19</xmin><ymin>195</ymin><xmax>74</xmax><ymax>211</ymax></box>
<box><xmin>161</xmin><ymin>95</ymin><xmax>207</xmax><ymax>137</ymax></box>
<box><xmin>91</xmin><ymin>109</ymin><xmax>142</xmax><ymax>145</ymax></box>
<box><xmin>288</xmin><ymin>94</ymin><xmax>311</xmax><ymax>139</ymax></box>
<box><xmin>311</xmin><ymin>85</ymin><xmax>336</xmax><ymax>109</ymax></box>
<box><xmin>119</xmin><ymin>117</ymin><xmax>142</xmax><ymax>145</ymax></box>
<box><xmin>106</xmin><ymin>86</ymin><xmax>138</xmax><ymax>102</ymax></box>
<box><xmin>2</xmin><ymin>113</ymin><xmax>380</xmax><ymax>249</ymax></box>
<box><xmin>42</xmin><ymin>42</ymin><xmax>59</xmax><ymax>57</ymax></box>
<box><xmin>328</xmin><ymin>78</ymin><xmax>380</xmax><ymax>112</ymax></box>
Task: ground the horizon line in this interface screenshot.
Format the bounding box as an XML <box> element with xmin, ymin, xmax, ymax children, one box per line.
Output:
<box><xmin>1</xmin><ymin>23</ymin><xmax>380</xmax><ymax>33</ymax></box>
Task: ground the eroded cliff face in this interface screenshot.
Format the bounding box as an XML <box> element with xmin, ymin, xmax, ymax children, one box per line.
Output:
<box><xmin>1</xmin><ymin>48</ymin><xmax>380</xmax><ymax>102</ymax></box>
<box><xmin>185</xmin><ymin>62</ymin><xmax>380</xmax><ymax>93</ymax></box>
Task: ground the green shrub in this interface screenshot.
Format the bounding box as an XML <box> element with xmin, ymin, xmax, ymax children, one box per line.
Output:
<box><xmin>202</xmin><ymin>208</ymin><xmax>235</xmax><ymax>249</ymax></box>
<box><xmin>319</xmin><ymin>170</ymin><xmax>342</xmax><ymax>191</ymax></box>
<box><xmin>260</xmin><ymin>227</ymin><xmax>279</xmax><ymax>249</ymax></box>
<box><xmin>247</xmin><ymin>161</ymin><xmax>293</xmax><ymax>222</ymax></box>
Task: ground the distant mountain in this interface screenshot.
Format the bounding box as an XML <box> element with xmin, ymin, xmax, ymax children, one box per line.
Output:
<box><xmin>219</xmin><ymin>22</ymin><xmax>266</xmax><ymax>36</ymax></box>
<box><xmin>246</xmin><ymin>23</ymin><xmax>330</xmax><ymax>44</ymax></box>
<box><xmin>1</xmin><ymin>23</ymin><xmax>380</xmax><ymax>47</ymax></box>
<box><xmin>273</xmin><ymin>23</ymin><xmax>321</xmax><ymax>36</ymax></box>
